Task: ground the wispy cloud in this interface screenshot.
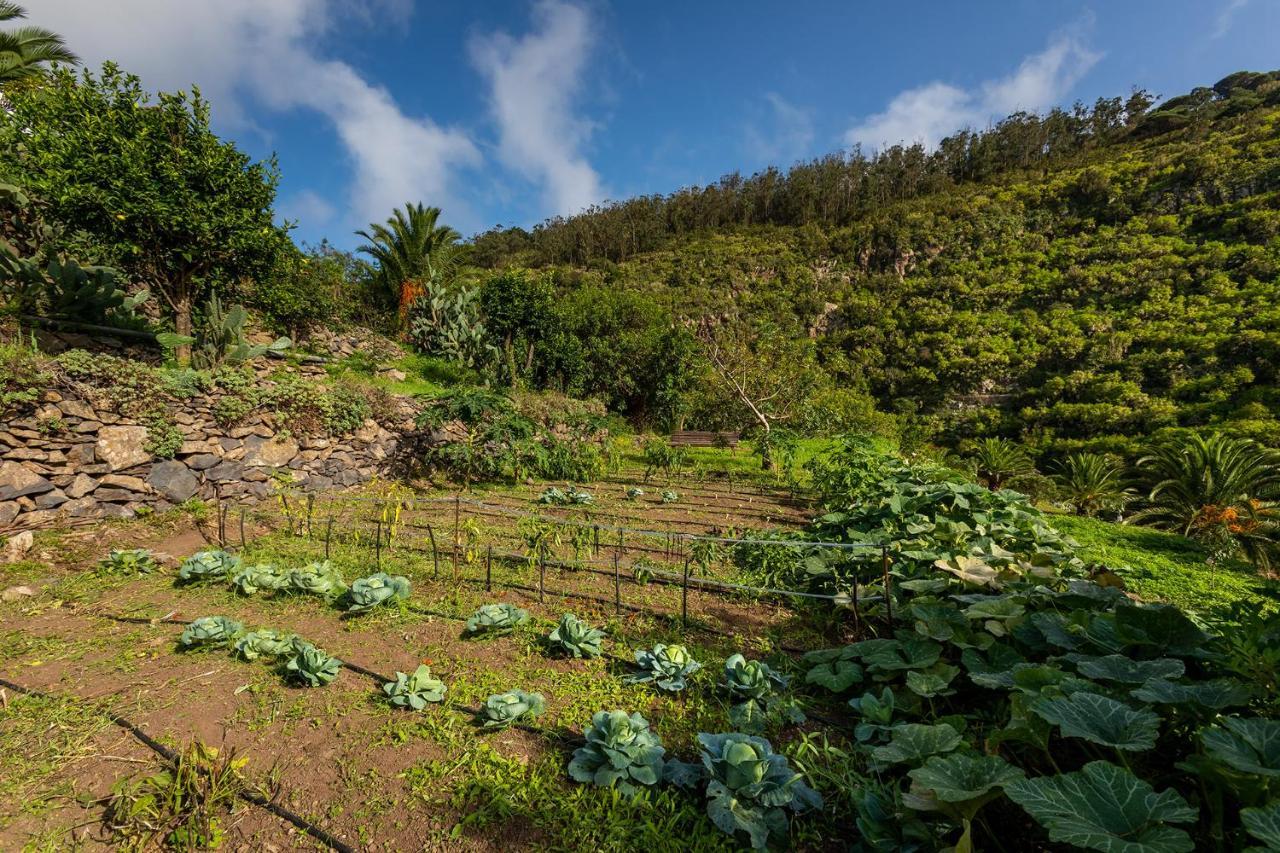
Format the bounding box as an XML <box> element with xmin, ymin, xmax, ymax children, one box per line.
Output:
<box><xmin>744</xmin><ymin>93</ymin><xmax>815</xmax><ymax>166</ymax></box>
<box><xmin>469</xmin><ymin>0</ymin><xmax>605</xmax><ymax>217</ymax></box>
<box><xmin>30</xmin><ymin>0</ymin><xmax>481</xmax><ymax>233</ymax></box>
<box><xmin>845</xmin><ymin>30</ymin><xmax>1101</xmax><ymax>152</ymax></box>
<box><xmin>1212</xmin><ymin>0</ymin><xmax>1250</xmax><ymax>38</ymax></box>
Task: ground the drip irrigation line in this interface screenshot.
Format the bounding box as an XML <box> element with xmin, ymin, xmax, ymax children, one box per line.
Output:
<box><xmin>0</xmin><ymin>676</ymin><xmax>356</xmax><ymax>853</ymax></box>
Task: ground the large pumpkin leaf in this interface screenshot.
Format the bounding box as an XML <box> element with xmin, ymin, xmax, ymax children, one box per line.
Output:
<box><xmin>871</xmin><ymin>723</ymin><xmax>963</xmax><ymax>766</ymax></box>
<box><xmin>1241</xmin><ymin>802</ymin><xmax>1280</xmax><ymax>851</ymax></box>
<box><xmin>907</xmin><ymin>753</ymin><xmax>1025</xmax><ymax>805</ymax></box>
<box><xmin>1201</xmin><ymin>717</ymin><xmax>1280</xmax><ymax>777</ymax></box>
<box><xmin>1130</xmin><ymin>678</ymin><xmax>1253</xmax><ymax>710</ymax></box>
<box><xmin>859</xmin><ymin>636</ymin><xmax>944</xmax><ymax>676</ymax></box>
<box><xmin>906</xmin><ymin>664</ymin><xmax>960</xmax><ymax>698</ymax></box>
<box><xmin>962</xmin><ymin>644</ymin><xmax>1027</xmax><ymax>689</ymax></box>
<box><xmin>1071</xmin><ymin>655</ymin><xmax>1185</xmax><ymax>685</ymax></box>
<box><xmin>1032</xmin><ymin>692</ymin><xmax>1161</xmax><ymax>752</ymax></box>
<box><xmin>935</xmin><ymin>554</ymin><xmax>1002</xmax><ymax>587</ymax></box>
<box><xmin>1113</xmin><ymin>604</ymin><xmax>1211</xmax><ymax>659</ymax></box>
<box><xmin>1004</xmin><ymin>761</ymin><xmax>1197</xmax><ymax>853</ymax></box>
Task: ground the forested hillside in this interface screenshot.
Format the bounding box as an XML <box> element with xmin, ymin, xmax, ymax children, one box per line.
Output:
<box><xmin>468</xmin><ymin>71</ymin><xmax>1280</xmax><ymax>457</ymax></box>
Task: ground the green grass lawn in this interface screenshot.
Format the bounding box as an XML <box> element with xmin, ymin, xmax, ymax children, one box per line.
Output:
<box><xmin>1050</xmin><ymin>513</ymin><xmax>1279</xmax><ymax>622</ymax></box>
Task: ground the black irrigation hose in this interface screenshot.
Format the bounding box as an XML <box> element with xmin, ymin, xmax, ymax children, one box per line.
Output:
<box><xmin>0</xmin><ymin>675</ymin><xmax>356</xmax><ymax>853</ymax></box>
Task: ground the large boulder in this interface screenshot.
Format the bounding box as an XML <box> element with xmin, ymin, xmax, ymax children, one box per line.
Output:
<box><xmin>95</xmin><ymin>425</ymin><xmax>150</xmax><ymax>471</ymax></box>
<box><xmin>242</xmin><ymin>435</ymin><xmax>299</xmax><ymax>468</ymax></box>
<box><xmin>148</xmin><ymin>460</ymin><xmax>199</xmax><ymax>502</ymax></box>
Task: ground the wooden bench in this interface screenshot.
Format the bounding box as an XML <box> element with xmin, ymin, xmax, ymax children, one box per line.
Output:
<box><xmin>668</xmin><ymin>430</ymin><xmax>741</xmax><ymax>449</ymax></box>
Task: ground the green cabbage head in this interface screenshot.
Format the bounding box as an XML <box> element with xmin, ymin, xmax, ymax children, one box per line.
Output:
<box><xmin>231</xmin><ymin>563</ymin><xmax>287</xmax><ymax>595</ymax></box>
<box><xmin>383</xmin><ymin>664</ymin><xmax>447</xmax><ymax>710</ymax></box>
<box><xmin>233</xmin><ymin>629</ymin><xmax>296</xmax><ymax>661</ymax></box>
<box><xmin>178</xmin><ymin>550</ymin><xmax>241</xmax><ymax>583</ymax></box>
<box><xmin>99</xmin><ymin>548</ymin><xmax>159</xmax><ymax>575</ymax></box>
<box><xmin>465</xmin><ymin>603</ymin><xmax>530</xmax><ymax>636</ymax></box>
<box><xmin>698</xmin><ymin>732</ymin><xmax>823</xmax><ymax>850</ymax></box>
<box><xmin>178</xmin><ymin>616</ymin><xmax>245</xmax><ymax>649</ymax></box>
<box><xmin>568</xmin><ymin>710</ymin><xmax>666</xmax><ymax>795</ymax></box>
<box><xmin>347</xmin><ymin>572</ymin><xmax>412</xmax><ymax>613</ymax></box>
<box><xmin>481</xmin><ymin>690</ymin><xmax>546</xmax><ymax>728</ymax></box>
<box><xmin>628</xmin><ymin>643</ymin><xmax>702</xmax><ymax>692</ymax></box>
<box><xmin>285</xmin><ymin>637</ymin><xmax>342</xmax><ymax>687</ymax></box>
<box><xmin>288</xmin><ymin>561</ymin><xmax>348</xmax><ymax>599</ymax></box>
<box><xmin>548</xmin><ymin>613</ymin><xmax>606</xmax><ymax>658</ymax></box>
<box><xmin>722</xmin><ymin>654</ymin><xmax>788</xmax><ymax>701</ymax></box>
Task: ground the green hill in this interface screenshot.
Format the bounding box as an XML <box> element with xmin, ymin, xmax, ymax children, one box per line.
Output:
<box><xmin>468</xmin><ymin>71</ymin><xmax>1280</xmax><ymax>457</ymax></box>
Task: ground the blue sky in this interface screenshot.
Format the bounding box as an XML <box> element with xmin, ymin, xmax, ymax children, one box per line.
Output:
<box><xmin>36</xmin><ymin>0</ymin><xmax>1280</xmax><ymax>249</ymax></box>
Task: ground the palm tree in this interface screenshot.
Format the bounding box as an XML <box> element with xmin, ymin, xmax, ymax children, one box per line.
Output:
<box><xmin>968</xmin><ymin>437</ymin><xmax>1036</xmax><ymax>491</ymax></box>
<box><xmin>1131</xmin><ymin>432</ymin><xmax>1280</xmax><ymax>569</ymax></box>
<box><xmin>0</xmin><ymin>2</ymin><xmax>78</xmax><ymax>87</ymax></box>
<box><xmin>1053</xmin><ymin>452</ymin><xmax>1130</xmax><ymax>517</ymax></box>
<box><xmin>356</xmin><ymin>203</ymin><xmax>461</xmax><ymax>325</ymax></box>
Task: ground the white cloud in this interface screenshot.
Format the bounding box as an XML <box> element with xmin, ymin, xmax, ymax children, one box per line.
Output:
<box><xmin>745</xmin><ymin>93</ymin><xmax>815</xmax><ymax>165</ymax></box>
<box><xmin>845</xmin><ymin>32</ymin><xmax>1101</xmax><ymax>152</ymax></box>
<box><xmin>278</xmin><ymin>189</ymin><xmax>336</xmax><ymax>230</ymax></box>
<box><xmin>1212</xmin><ymin>0</ymin><xmax>1250</xmax><ymax>38</ymax></box>
<box><xmin>469</xmin><ymin>0</ymin><xmax>604</xmax><ymax>216</ymax></box>
<box><xmin>28</xmin><ymin>0</ymin><xmax>481</xmax><ymax>232</ymax></box>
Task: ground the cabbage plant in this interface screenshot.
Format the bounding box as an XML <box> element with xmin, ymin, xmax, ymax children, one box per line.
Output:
<box><xmin>465</xmin><ymin>603</ymin><xmax>529</xmax><ymax>636</ymax></box>
<box><xmin>231</xmin><ymin>563</ymin><xmax>287</xmax><ymax>595</ymax></box>
<box><xmin>178</xmin><ymin>616</ymin><xmax>245</xmax><ymax>649</ymax></box>
<box><xmin>347</xmin><ymin>572</ymin><xmax>411</xmax><ymax>613</ymax></box>
<box><xmin>285</xmin><ymin>638</ymin><xmax>342</xmax><ymax>687</ymax></box>
<box><xmin>288</xmin><ymin>561</ymin><xmax>347</xmax><ymax>599</ymax></box>
<box><xmin>481</xmin><ymin>690</ymin><xmax>546</xmax><ymax>728</ymax></box>
<box><xmin>548</xmin><ymin>613</ymin><xmax>606</xmax><ymax>658</ymax></box>
<box><xmin>178</xmin><ymin>550</ymin><xmax>241</xmax><ymax>583</ymax></box>
<box><xmin>697</xmin><ymin>732</ymin><xmax>823</xmax><ymax>849</ymax></box>
<box><xmin>661</xmin><ymin>490</ymin><xmax>679</xmax><ymax>504</ymax></box>
<box><xmin>233</xmin><ymin>629</ymin><xmax>295</xmax><ymax>661</ymax></box>
<box><xmin>98</xmin><ymin>548</ymin><xmax>159</xmax><ymax>575</ymax></box>
<box><xmin>567</xmin><ymin>710</ymin><xmax>666</xmax><ymax>795</ymax></box>
<box><xmin>625</xmin><ymin>487</ymin><xmax>644</xmax><ymax>500</ymax></box>
<box><xmin>538</xmin><ymin>487</ymin><xmax>567</xmax><ymax>505</ymax></box>
<box><xmin>383</xmin><ymin>664</ymin><xmax>447</xmax><ymax>710</ymax></box>
<box><xmin>722</xmin><ymin>654</ymin><xmax>788</xmax><ymax>701</ymax></box>
<box><xmin>627</xmin><ymin>643</ymin><xmax>702</xmax><ymax>692</ymax></box>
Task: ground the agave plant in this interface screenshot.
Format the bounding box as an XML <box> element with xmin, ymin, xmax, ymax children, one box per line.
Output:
<box><xmin>627</xmin><ymin>643</ymin><xmax>702</xmax><ymax>692</ymax></box>
<box><xmin>178</xmin><ymin>550</ymin><xmax>241</xmax><ymax>583</ymax></box>
<box><xmin>1053</xmin><ymin>452</ymin><xmax>1131</xmax><ymax>517</ymax></box>
<box><xmin>230</xmin><ymin>563</ymin><xmax>287</xmax><ymax>595</ymax></box>
<box><xmin>284</xmin><ymin>638</ymin><xmax>342</xmax><ymax>687</ymax></box>
<box><xmin>98</xmin><ymin>548</ymin><xmax>159</xmax><ymax>575</ymax></box>
<box><xmin>567</xmin><ymin>710</ymin><xmax>666</xmax><ymax>795</ymax></box>
<box><xmin>547</xmin><ymin>613</ymin><xmax>606</xmax><ymax>659</ymax></box>
<box><xmin>346</xmin><ymin>572</ymin><xmax>411</xmax><ymax>613</ymax></box>
<box><xmin>233</xmin><ymin>629</ymin><xmax>295</xmax><ymax>661</ymax></box>
<box><xmin>480</xmin><ymin>690</ymin><xmax>546</xmax><ymax>729</ymax></box>
<box><xmin>697</xmin><ymin>732</ymin><xmax>823</xmax><ymax>849</ymax></box>
<box><xmin>383</xmin><ymin>664</ymin><xmax>447</xmax><ymax>710</ymax></box>
<box><xmin>465</xmin><ymin>603</ymin><xmax>530</xmax><ymax>636</ymax></box>
<box><xmin>178</xmin><ymin>616</ymin><xmax>244</xmax><ymax>649</ymax></box>
<box><xmin>287</xmin><ymin>561</ymin><xmax>348</xmax><ymax>599</ymax></box>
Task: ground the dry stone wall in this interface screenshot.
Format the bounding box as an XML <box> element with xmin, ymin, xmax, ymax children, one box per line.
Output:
<box><xmin>0</xmin><ymin>389</ymin><xmax>407</xmax><ymax>530</ymax></box>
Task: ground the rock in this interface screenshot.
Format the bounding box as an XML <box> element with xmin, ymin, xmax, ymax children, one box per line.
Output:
<box><xmin>34</xmin><ymin>489</ymin><xmax>68</xmax><ymax>509</ymax></box>
<box><xmin>229</xmin><ymin>426</ymin><xmax>256</xmax><ymax>439</ymax></box>
<box><xmin>2</xmin><ymin>530</ymin><xmax>34</xmax><ymax>563</ymax></box>
<box><xmin>176</xmin><ymin>440</ymin><xmax>207</xmax><ymax>455</ymax></box>
<box><xmin>65</xmin><ymin>473</ymin><xmax>97</xmax><ymax>499</ymax></box>
<box><xmin>243</xmin><ymin>435</ymin><xmax>299</xmax><ymax>467</ymax></box>
<box><xmin>62</xmin><ymin>496</ymin><xmax>102</xmax><ymax>518</ymax></box>
<box><xmin>98</xmin><ymin>503</ymin><xmax>135</xmax><ymax>520</ymax></box>
<box><xmin>0</xmin><ymin>501</ymin><xmax>18</xmax><ymax>527</ymax></box>
<box><xmin>183</xmin><ymin>454</ymin><xmax>220</xmax><ymax>471</ymax></box>
<box><xmin>56</xmin><ymin>399</ymin><xmax>97</xmax><ymax>420</ymax></box>
<box><xmin>1</xmin><ymin>584</ymin><xmax>36</xmax><ymax>602</ymax></box>
<box><xmin>100</xmin><ymin>473</ymin><xmax>150</xmax><ymax>492</ymax></box>
<box><xmin>5</xmin><ymin>448</ymin><xmax>47</xmax><ymax>461</ymax></box>
<box><xmin>0</xmin><ymin>461</ymin><xmax>54</xmax><ymax>501</ymax></box>
<box><xmin>93</xmin><ymin>487</ymin><xmax>139</xmax><ymax>502</ymax></box>
<box><xmin>242</xmin><ymin>468</ymin><xmax>269</xmax><ymax>482</ymax></box>
<box><xmin>96</xmin><ymin>425</ymin><xmax>150</xmax><ymax>471</ymax></box>
<box><xmin>205</xmin><ymin>460</ymin><xmax>245</xmax><ymax>482</ymax></box>
<box><xmin>72</xmin><ymin>420</ymin><xmax>103</xmax><ymax>434</ymax></box>
<box><xmin>148</xmin><ymin>460</ymin><xmax>199</xmax><ymax>502</ymax></box>
<box><xmin>218</xmin><ymin>437</ymin><xmax>243</xmax><ymax>452</ymax></box>
<box><xmin>65</xmin><ymin>443</ymin><xmax>96</xmax><ymax>466</ymax></box>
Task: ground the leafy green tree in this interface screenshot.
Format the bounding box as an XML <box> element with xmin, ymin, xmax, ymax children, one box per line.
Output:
<box><xmin>1131</xmin><ymin>432</ymin><xmax>1280</xmax><ymax>568</ymax></box>
<box><xmin>356</xmin><ymin>202</ymin><xmax>461</xmax><ymax>323</ymax></box>
<box><xmin>0</xmin><ymin>64</ymin><xmax>283</xmax><ymax>360</ymax></box>
<box><xmin>479</xmin><ymin>268</ymin><xmax>557</xmax><ymax>385</ymax></box>
<box><xmin>0</xmin><ymin>2</ymin><xmax>77</xmax><ymax>87</ymax></box>
<box><xmin>1053</xmin><ymin>452</ymin><xmax>1130</xmax><ymax>517</ymax></box>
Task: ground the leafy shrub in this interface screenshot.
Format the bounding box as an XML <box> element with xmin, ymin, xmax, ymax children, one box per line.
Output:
<box><xmin>627</xmin><ymin>644</ymin><xmax>701</xmax><ymax>692</ymax></box>
<box><xmin>284</xmin><ymin>638</ymin><xmax>342</xmax><ymax>687</ymax></box>
<box><xmin>346</xmin><ymin>572</ymin><xmax>411</xmax><ymax>613</ymax></box>
<box><xmin>547</xmin><ymin>613</ymin><xmax>606</xmax><ymax>659</ymax></box>
<box><xmin>178</xmin><ymin>616</ymin><xmax>245</xmax><ymax>649</ymax></box>
<box><xmin>287</xmin><ymin>561</ymin><xmax>347</xmax><ymax>599</ymax></box>
<box><xmin>230</xmin><ymin>563</ymin><xmax>287</xmax><ymax>595</ymax></box>
<box><xmin>641</xmin><ymin>437</ymin><xmax>687</xmax><ymax>480</ymax></box>
<box><xmin>0</xmin><ymin>340</ymin><xmax>51</xmax><ymax>414</ymax></box>
<box><xmin>567</xmin><ymin>710</ymin><xmax>666</xmax><ymax>795</ymax></box>
<box><xmin>178</xmin><ymin>550</ymin><xmax>241</xmax><ymax>584</ymax></box>
<box><xmin>695</xmin><ymin>732</ymin><xmax>822</xmax><ymax>849</ymax></box>
<box><xmin>465</xmin><ymin>603</ymin><xmax>529</xmax><ymax>636</ymax></box>
<box><xmin>232</xmin><ymin>629</ymin><xmax>295</xmax><ymax>661</ymax></box>
<box><xmin>55</xmin><ymin>350</ymin><xmax>163</xmax><ymax>415</ymax></box>
<box><xmin>98</xmin><ymin>548</ymin><xmax>159</xmax><ymax>575</ymax></box>
<box><xmin>480</xmin><ymin>690</ymin><xmax>546</xmax><ymax>729</ymax></box>
<box><xmin>383</xmin><ymin>664</ymin><xmax>447</xmax><ymax>710</ymax></box>
<box><xmin>142</xmin><ymin>412</ymin><xmax>184</xmax><ymax>459</ymax></box>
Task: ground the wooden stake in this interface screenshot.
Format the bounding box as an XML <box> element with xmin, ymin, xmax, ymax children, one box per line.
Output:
<box><xmin>485</xmin><ymin>544</ymin><xmax>492</xmax><ymax>592</ymax></box>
